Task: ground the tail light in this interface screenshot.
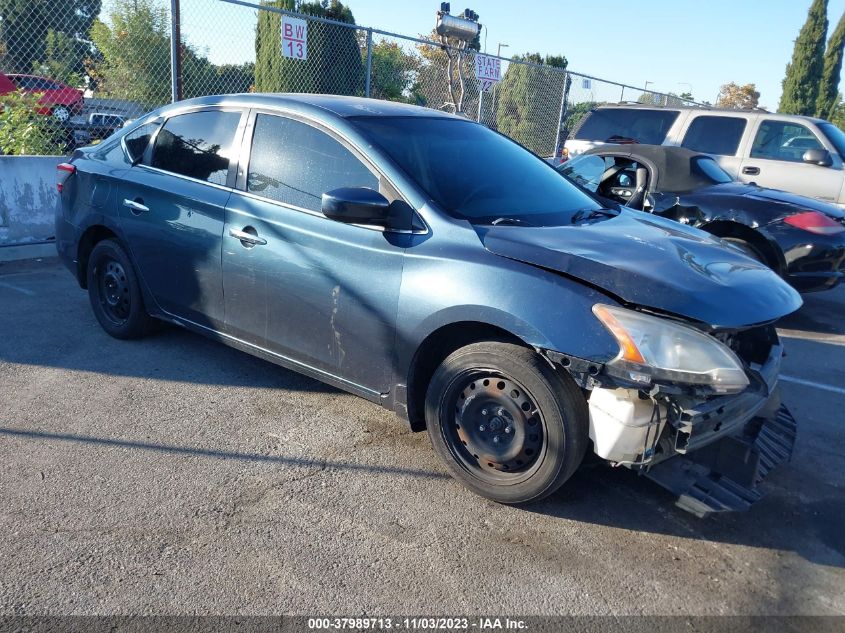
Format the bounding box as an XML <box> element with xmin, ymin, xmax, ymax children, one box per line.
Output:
<box><xmin>56</xmin><ymin>162</ymin><xmax>75</xmax><ymax>193</ymax></box>
<box><xmin>783</xmin><ymin>210</ymin><xmax>845</xmax><ymax>235</ymax></box>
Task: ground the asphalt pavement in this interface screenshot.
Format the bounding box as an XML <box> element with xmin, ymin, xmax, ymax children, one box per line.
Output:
<box><xmin>0</xmin><ymin>257</ymin><xmax>843</xmax><ymax>616</ymax></box>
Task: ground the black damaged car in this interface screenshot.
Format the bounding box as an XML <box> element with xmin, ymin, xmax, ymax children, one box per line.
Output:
<box><xmin>559</xmin><ymin>144</ymin><xmax>845</xmax><ymax>292</ymax></box>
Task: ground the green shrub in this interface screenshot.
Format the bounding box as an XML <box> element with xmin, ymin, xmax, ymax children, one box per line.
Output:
<box><xmin>0</xmin><ymin>90</ymin><xmax>68</xmax><ymax>155</ymax></box>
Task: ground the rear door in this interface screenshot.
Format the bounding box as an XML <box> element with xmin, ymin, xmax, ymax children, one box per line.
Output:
<box><xmin>738</xmin><ymin>118</ymin><xmax>843</xmax><ymax>203</ymax></box>
<box><xmin>678</xmin><ymin>113</ymin><xmax>750</xmax><ymax>178</ymax></box>
<box><xmin>116</xmin><ymin>107</ymin><xmax>246</xmax><ymax>329</ymax></box>
<box><xmin>222</xmin><ymin>111</ymin><xmax>407</xmax><ymax>393</ymax></box>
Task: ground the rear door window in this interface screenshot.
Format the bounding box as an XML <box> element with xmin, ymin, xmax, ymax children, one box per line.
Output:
<box><xmin>150</xmin><ymin>110</ymin><xmax>241</xmax><ymax>185</ymax></box>
<box><xmin>574</xmin><ymin>108</ymin><xmax>679</xmax><ymax>144</ymax></box>
<box><xmin>750</xmin><ymin>120</ymin><xmax>823</xmax><ymax>162</ymax></box>
<box><xmin>246</xmin><ymin>113</ymin><xmax>378</xmax><ymax>212</ymax></box>
<box><xmin>681</xmin><ymin>116</ymin><xmax>747</xmax><ymax>156</ymax></box>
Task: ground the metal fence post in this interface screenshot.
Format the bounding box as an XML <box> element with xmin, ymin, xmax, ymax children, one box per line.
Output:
<box><xmin>552</xmin><ymin>72</ymin><xmax>569</xmax><ymax>160</ymax></box>
<box><xmin>364</xmin><ymin>28</ymin><xmax>373</xmax><ymax>98</ymax></box>
<box><xmin>170</xmin><ymin>0</ymin><xmax>183</xmax><ymax>102</ymax></box>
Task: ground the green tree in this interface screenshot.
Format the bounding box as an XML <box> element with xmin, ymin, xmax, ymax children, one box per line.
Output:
<box><xmin>780</xmin><ymin>0</ymin><xmax>829</xmax><ymax>114</ymax></box>
<box><xmin>89</xmin><ymin>0</ymin><xmax>171</xmax><ymax>109</ymax></box>
<box><xmin>0</xmin><ymin>90</ymin><xmax>67</xmax><ymax>155</ymax></box>
<box><xmin>817</xmin><ymin>11</ymin><xmax>845</xmax><ymax>119</ymax></box>
<box><xmin>33</xmin><ymin>29</ymin><xmax>83</xmax><ymax>86</ymax></box>
<box><xmin>495</xmin><ymin>53</ymin><xmax>567</xmax><ymax>156</ymax></box>
<box><xmin>254</xmin><ymin>0</ymin><xmax>363</xmax><ymax>95</ymax></box>
<box><xmin>0</xmin><ymin>0</ymin><xmax>100</xmax><ymax>80</ymax></box>
<box><xmin>366</xmin><ymin>40</ymin><xmax>421</xmax><ymax>103</ymax></box>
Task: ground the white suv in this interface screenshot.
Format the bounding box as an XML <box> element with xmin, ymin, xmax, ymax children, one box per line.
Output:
<box><xmin>565</xmin><ymin>105</ymin><xmax>845</xmax><ymax>207</ymax></box>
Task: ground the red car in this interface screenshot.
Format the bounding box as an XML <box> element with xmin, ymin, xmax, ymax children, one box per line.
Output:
<box><xmin>0</xmin><ymin>73</ymin><xmax>84</xmax><ymax>121</ymax></box>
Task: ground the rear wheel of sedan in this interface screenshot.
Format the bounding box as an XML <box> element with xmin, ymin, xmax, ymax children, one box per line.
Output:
<box><xmin>86</xmin><ymin>239</ymin><xmax>153</xmax><ymax>339</ymax></box>
<box><xmin>425</xmin><ymin>341</ymin><xmax>589</xmax><ymax>504</ymax></box>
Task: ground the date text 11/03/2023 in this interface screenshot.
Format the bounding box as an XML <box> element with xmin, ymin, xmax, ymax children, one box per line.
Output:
<box><xmin>307</xmin><ymin>617</ymin><xmax>528</xmax><ymax>630</ymax></box>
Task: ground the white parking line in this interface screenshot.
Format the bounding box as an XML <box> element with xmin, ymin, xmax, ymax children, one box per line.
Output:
<box><xmin>781</xmin><ymin>375</ymin><xmax>845</xmax><ymax>396</ymax></box>
<box><xmin>0</xmin><ymin>281</ymin><xmax>35</xmax><ymax>296</ymax></box>
<box><xmin>778</xmin><ymin>328</ymin><xmax>845</xmax><ymax>346</ymax></box>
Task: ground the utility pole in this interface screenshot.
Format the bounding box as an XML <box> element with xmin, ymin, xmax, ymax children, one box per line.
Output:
<box><xmin>170</xmin><ymin>0</ymin><xmax>183</xmax><ymax>102</ymax></box>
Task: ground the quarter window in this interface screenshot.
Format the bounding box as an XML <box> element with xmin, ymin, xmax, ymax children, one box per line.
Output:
<box><xmin>151</xmin><ymin>110</ymin><xmax>241</xmax><ymax>185</ymax></box>
<box><xmin>681</xmin><ymin>116</ymin><xmax>747</xmax><ymax>156</ymax></box>
<box><xmin>750</xmin><ymin>120</ymin><xmax>823</xmax><ymax>162</ymax></box>
<box><xmin>247</xmin><ymin>114</ymin><xmax>378</xmax><ymax>212</ymax></box>
<box><xmin>123</xmin><ymin>122</ymin><xmax>160</xmax><ymax>163</ymax></box>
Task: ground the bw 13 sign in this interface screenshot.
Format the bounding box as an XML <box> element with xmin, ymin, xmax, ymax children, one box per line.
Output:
<box><xmin>282</xmin><ymin>16</ymin><xmax>307</xmax><ymax>60</ymax></box>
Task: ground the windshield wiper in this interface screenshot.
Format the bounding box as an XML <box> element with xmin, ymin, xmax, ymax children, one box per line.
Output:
<box><xmin>570</xmin><ymin>207</ymin><xmax>620</xmax><ymax>224</ymax></box>
<box><xmin>490</xmin><ymin>217</ymin><xmax>535</xmax><ymax>226</ymax></box>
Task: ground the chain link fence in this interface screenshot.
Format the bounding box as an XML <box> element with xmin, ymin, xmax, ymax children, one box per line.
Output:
<box><xmin>0</xmin><ymin>0</ymin><xmax>703</xmax><ymax>156</ymax></box>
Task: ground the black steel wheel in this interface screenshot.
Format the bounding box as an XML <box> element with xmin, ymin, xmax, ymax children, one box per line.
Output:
<box><xmin>86</xmin><ymin>239</ymin><xmax>154</xmax><ymax>339</ymax></box>
<box><xmin>448</xmin><ymin>373</ymin><xmax>546</xmax><ymax>484</ymax></box>
<box><xmin>97</xmin><ymin>258</ymin><xmax>132</xmax><ymax>325</ymax></box>
<box><xmin>426</xmin><ymin>341</ymin><xmax>589</xmax><ymax>504</ymax></box>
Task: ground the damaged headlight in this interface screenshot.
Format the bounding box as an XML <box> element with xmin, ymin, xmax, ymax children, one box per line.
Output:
<box><xmin>592</xmin><ymin>304</ymin><xmax>750</xmax><ymax>394</ymax></box>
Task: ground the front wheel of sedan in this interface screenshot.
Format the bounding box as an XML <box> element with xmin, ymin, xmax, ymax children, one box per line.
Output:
<box><xmin>425</xmin><ymin>341</ymin><xmax>589</xmax><ymax>504</ymax></box>
<box><xmin>86</xmin><ymin>239</ymin><xmax>154</xmax><ymax>339</ymax></box>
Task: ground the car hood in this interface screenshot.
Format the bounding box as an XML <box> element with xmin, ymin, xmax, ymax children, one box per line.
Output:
<box><xmin>478</xmin><ymin>210</ymin><xmax>802</xmax><ymax>329</ymax></box>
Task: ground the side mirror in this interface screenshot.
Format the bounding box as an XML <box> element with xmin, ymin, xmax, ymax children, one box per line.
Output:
<box><xmin>802</xmin><ymin>148</ymin><xmax>833</xmax><ymax>167</ymax></box>
<box><xmin>322</xmin><ymin>187</ymin><xmax>390</xmax><ymax>226</ymax></box>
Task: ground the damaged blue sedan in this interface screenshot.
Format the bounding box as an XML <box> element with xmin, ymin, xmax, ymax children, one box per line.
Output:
<box><xmin>56</xmin><ymin>94</ymin><xmax>802</xmax><ymax>515</ymax></box>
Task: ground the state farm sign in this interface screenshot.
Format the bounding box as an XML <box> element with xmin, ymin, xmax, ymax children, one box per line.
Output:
<box><xmin>474</xmin><ymin>54</ymin><xmax>501</xmax><ymax>92</ymax></box>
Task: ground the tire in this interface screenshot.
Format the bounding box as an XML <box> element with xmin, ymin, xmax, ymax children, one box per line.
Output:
<box><xmin>86</xmin><ymin>239</ymin><xmax>153</xmax><ymax>339</ymax></box>
<box><xmin>722</xmin><ymin>237</ymin><xmax>766</xmax><ymax>265</ymax></box>
<box><xmin>425</xmin><ymin>341</ymin><xmax>589</xmax><ymax>504</ymax></box>
<box><xmin>52</xmin><ymin>106</ymin><xmax>71</xmax><ymax>122</ymax></box>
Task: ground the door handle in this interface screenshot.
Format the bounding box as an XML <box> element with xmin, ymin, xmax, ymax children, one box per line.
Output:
<box><xmin>229</xmin><ymin>227</ymin><xmax>267</xmax><ymax>246</ymax></box>
<box><xmin>123</xmin><ymin>198</ymin><xmax>149</xmax><ymax>214</ymax></box>
<box><xmin>742</xmin><ymin>166</ymin><xmax>760</xmax><ymax>176</ymax></box>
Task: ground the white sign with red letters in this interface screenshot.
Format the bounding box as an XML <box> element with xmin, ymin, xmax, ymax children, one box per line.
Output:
<box><xmin>282</xmin><ymin>16</ymin><xmax>308</xmax><ymax>60</ymax></box>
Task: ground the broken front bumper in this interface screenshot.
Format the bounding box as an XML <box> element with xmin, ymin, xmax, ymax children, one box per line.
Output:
<box><xmin>644</xmin><ymin>404</ymin><xmax>797</xmax><ymax>517</ymax></box>
<box><xmin>568</xmin><ymin>332</ymin><xmax>797</xmax><ymax>516</ymax></box>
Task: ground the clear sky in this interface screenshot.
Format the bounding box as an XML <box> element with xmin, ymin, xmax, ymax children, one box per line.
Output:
<box><xmin>175</xmin><ymin>0</ymin><xmax>845</xmax><ymax>110</ymax></box>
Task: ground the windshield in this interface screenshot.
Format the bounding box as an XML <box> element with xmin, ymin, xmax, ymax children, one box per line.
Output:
<box><xmin>692</xmin><ymin>156</ymin><xmax>733</xmax><ymax>184</ymax></box>
<box><xmin>350</xmin><ymin>116</ymin><xmax>600</xmax><ymax>224</ymax></box>
<box><xmin>557</xmin><ymin>154</ymin><xmax>606</xmax><ymax>192</ymax></box>
<box><xmin>818</xmin><ymin>122</ymin><xmax>845</xmax><ymax>158</ymax></box>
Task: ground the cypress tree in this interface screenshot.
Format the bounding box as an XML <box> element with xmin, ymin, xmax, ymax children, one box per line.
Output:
<box><xmin>817</xmin><ymin>11</ymin><xmax>845</xmax><ymax>119</ymax></box>
<box><xmin>779</xmin><ymin>0</ymin><xmax>828</xmax><ymax>115</ymax></box>
<box><xmin>254</xmin><ymin>0</ymin><xmax>362</xmax><ymax>95</ymax></box>
<box><xmin>255</xmin><ymin>0</ymin><xmax>296</xmax><ymax>93</ymax></box>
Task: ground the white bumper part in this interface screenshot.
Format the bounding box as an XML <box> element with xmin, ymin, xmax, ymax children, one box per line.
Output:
<box><xmin>588</xmin><ymin>387</ymin><xmax>667</xmax><ymax>464</ymax></box>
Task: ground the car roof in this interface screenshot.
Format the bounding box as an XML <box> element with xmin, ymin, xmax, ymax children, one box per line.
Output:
<box><xmin>591</xmin><ymin>103</ymin><xmax>828</xmax><ymax>124</ymax></box>
<box><xmin>158</xmin><ymin>93</ymin><xmax>462</xmax><ymax>121</ymax></box>
<box><xmin>582</xmin><ymin>144</ymin><xmax>720</xmax><ymax>193</ymax></box>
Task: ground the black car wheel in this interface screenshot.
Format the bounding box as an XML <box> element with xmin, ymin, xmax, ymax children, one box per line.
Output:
<box><xmin>425</xmin><ymin>341</ymin><xmax>588</xmax><ymax>504</ymax></box>
<box><xmin>86</xmin><ymin>239</ymin><xmax>153</xmax><ymax>339</ymax></box>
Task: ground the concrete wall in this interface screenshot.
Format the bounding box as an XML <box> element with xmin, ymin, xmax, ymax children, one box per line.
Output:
<box><xmin>0</xmin><ymin>156</ymin><xmax>65</xmax><ymax>246</ymax></box>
